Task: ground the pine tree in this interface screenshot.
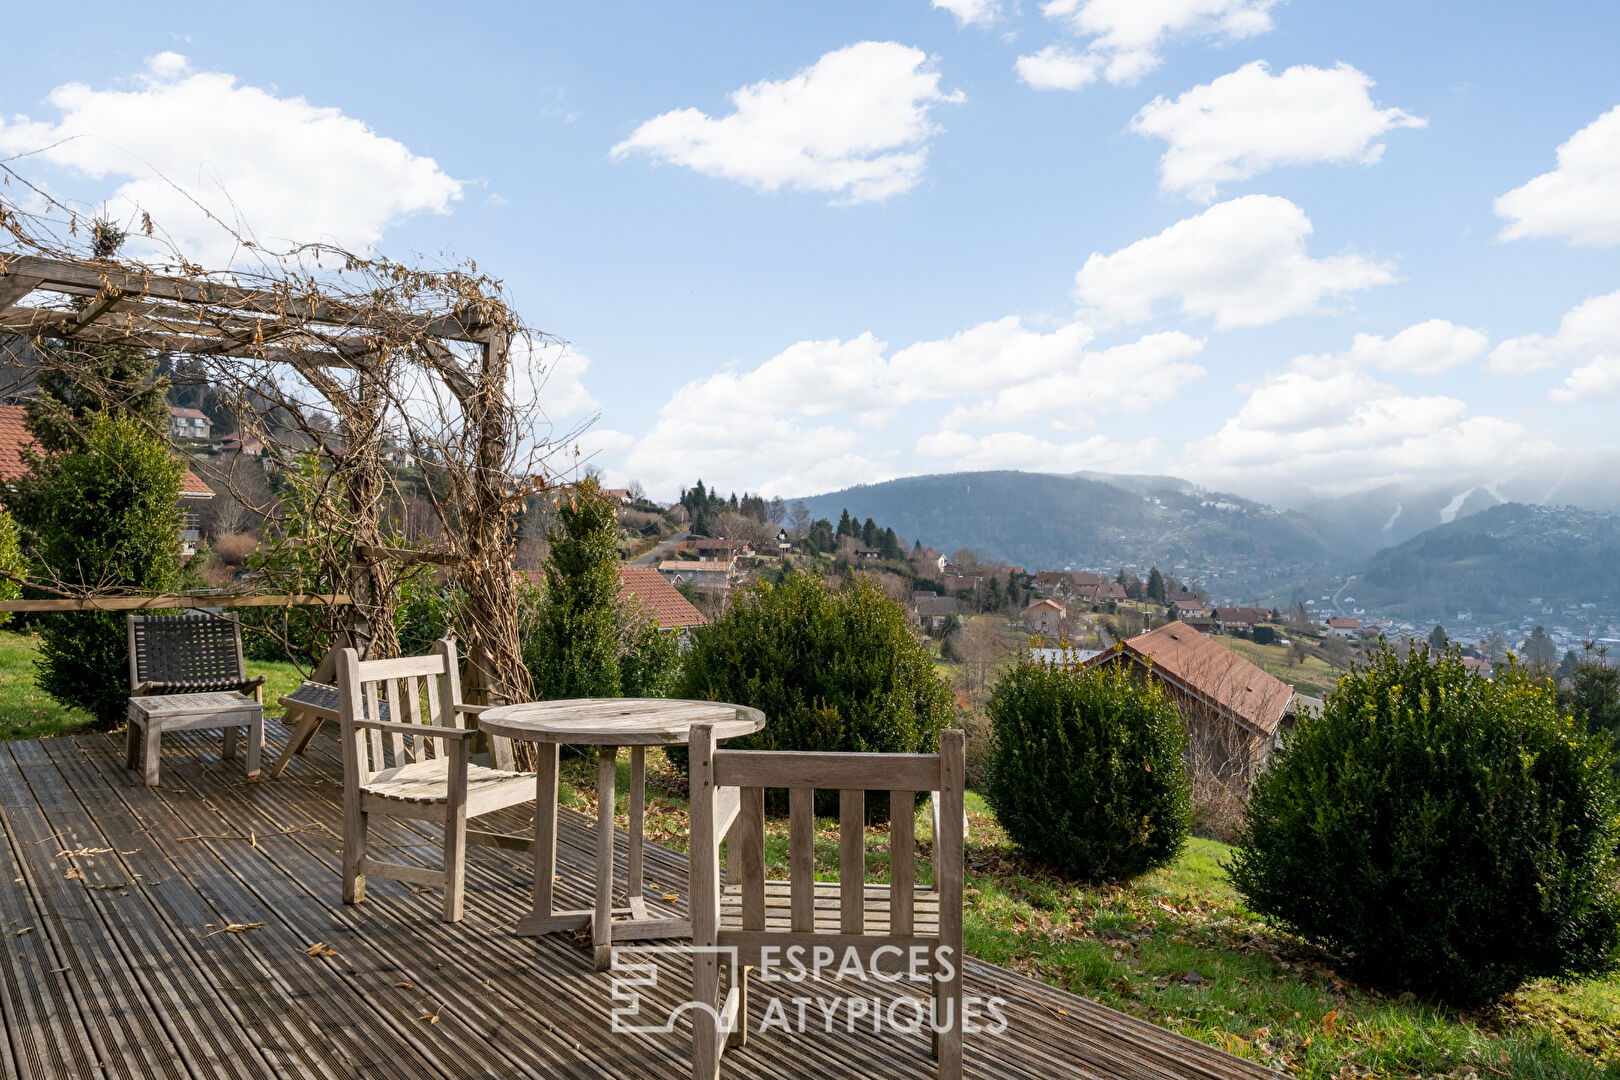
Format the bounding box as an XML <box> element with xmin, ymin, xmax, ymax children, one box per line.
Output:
<box><xmin>1429</xmin><ymin>624</ymin><xmax>1449</xmax><ymax>653</ymax></box>
<box><xmin>523</xmin><ymin>476</ymin><xmax>623</xmax><ymax>700</ymax></box>
<box><xmin>1146</xmin><ymin>567</ymin><xmax>1166</xmax><ymax>604</ymax></box>
<box><xmin>861</xmin><ymin>517</ymin><xmax>877</xmax><ymax>547</ymax></box>
<box><xmin>836</xmin><ymin>509</ymin><xmax>854</xmax><ymax>538</ymax></box>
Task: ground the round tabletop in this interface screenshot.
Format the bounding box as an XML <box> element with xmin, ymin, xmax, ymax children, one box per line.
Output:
<box><xmin>477</xmin><ymin>698</ymin><xmax>766</xmax><ymax>746</ymax></box>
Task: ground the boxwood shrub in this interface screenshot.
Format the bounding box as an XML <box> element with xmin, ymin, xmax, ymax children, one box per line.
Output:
<box><xmin>1229</xmin><ymin>646</ymin><xmax>1620</xmax><ymax>1003</ymax></box>
<box><xmin>985</xmin><ymin>658</ymin><xmax>1190</xmax><ymax>882</ymax></box>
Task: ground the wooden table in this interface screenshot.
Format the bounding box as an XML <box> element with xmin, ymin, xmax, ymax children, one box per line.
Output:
<box><xmin>126</xmin><ymin>691</ymin><xmax>263</xmax><ymax>787</ymax></box>
<box><xmin>478</xmin><ymin>699</ymin><xmax>765</xmax><ymax>969</ymax></box>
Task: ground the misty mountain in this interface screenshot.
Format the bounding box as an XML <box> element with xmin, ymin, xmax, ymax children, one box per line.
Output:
<box><xmin>796</xmin><ymin>471</ymin><xmax>1334</xmax><ymax>598</ymax></box>
<box><xmin>1345</xmin><ymin>503</ymin><xmax>1620</xmax><ymax>624</ymax></box>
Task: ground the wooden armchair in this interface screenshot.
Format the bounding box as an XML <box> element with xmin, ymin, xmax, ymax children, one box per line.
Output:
<box><xmin>337</xmin><ymin>639</ymin><xmax>533</xmax><ymax>922</ymax></box>
<box><xmin>687</xmin><ymin>726</ymin><xmax>966</xmax><ymax>1080</ymax></box>
<box><xmin>127</xmin><ymin>612</ymin><xmax>265</xmax><ymax>701</ymax></box>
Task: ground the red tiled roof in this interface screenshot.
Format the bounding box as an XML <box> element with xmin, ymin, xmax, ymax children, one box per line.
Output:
<box><xmin>1085</xmin><ymin>621</ymin><xmax>1295</xmax><ymax>736</ymax></box>
<box><xmin>1027</xmin><ymin>598</ymin><xmax>1064</xmax><ymax>612</ymax></box>
<box><xmin>1213</xmin><ymin>606</ymin><xmax>1268</xmax><ymax>624</ymax></box>
<box><xmin>0</xmin><ymin>404</ymin><xmax>212</xmax><ymax>497</ymax></box>
<box><xmin>1327</xmin><ymin>617</ymin><xmax>1360</xmax><ymax>628</ymax></box>
<box><xmin>619</xmin><ymin>566</ymin><xmax>706</xmax><ymax>629</ymax></box>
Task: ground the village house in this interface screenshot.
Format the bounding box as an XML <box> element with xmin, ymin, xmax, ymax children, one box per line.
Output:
<box><xmin>657</xmin><ymin>557</ymin><xmax>734</xmax><ymax>595</ymax></box>
<box><xmin>1032</xmin><ymin>570</ymin><xmax>1102</xmax><ymax>601</ymax></box>
<box><xmin>215</xmin><ymin>433</ymin><xmax>264</xmax><ymax>456</ymax></box>
<box><xmin>1326</xmin><ymin>616</ymin><xmax>1361</xmax><ymax>639</ymax></box>
<box><xmin>909</xmin><ymin>591</ymin><xmax>960</xmax><ymax>632</ymax></box>
<box><xmin>855</xmin><ymin>547</ymin><xmax>882</xmax><ymax>560</ymax></box>
<box><xmin>1172</xmin><ymin>597</ymin><xmax>1206</xmax><ymax>618</ymax></box>
<box><xmin>1212</xmin><ymin>606</ymin><xmax>1270</xmax><ymax>634</ymax></box>
<box><xmin>617</xmin><ymin>566</ymin><xmax>706</xmax><ymax>634</ymax></box>
<box><xmin>1026</xmin><ymin>597</ymin><xmax>1065</xmax><ymax>636</ymax></box>
<box><xmin>167</xmin><ymin>405</ymin><xmax>212</xmax><ymax>441</ymax></box>
<box><xmin>1095</xmin><ymin>582</ymin><xmax>1127</xmax><ymax>602</ymax></box>
<box><xmin>1081</xmin><ymin>621</ymin><xmax>1304</xmax><ymax>774</ymax></box>
<box><xmin>603</xmin><ymin>487</ymin><xmax>633</xmax><ymax>504</ymax></box>
<box><xmin>0</xmin><ymin>403</ymin><xmax>214</xmax><ymax>555</ymax></box>
<box><xmin>692</xmin><ymin>537</ymin><xmax>751</xmax><ymax>560</ymax></box>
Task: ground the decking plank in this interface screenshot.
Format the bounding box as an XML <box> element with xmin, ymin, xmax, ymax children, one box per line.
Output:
<box><xmin>0</xmin><ymin>727</ymin><xmax>1278</xmax><ymax>1080</ymax></box>
<box><xmin>0</xmin><ymin>744</ymin><xmax>190</xmax><ymax>1079</ymax></box>
<box><xmin>0</xmin><ymin>766</ymin><xmax>100</xmax><ymax>1080</ymax></box>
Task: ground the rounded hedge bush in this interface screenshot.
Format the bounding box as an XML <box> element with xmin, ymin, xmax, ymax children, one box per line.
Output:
<box><xmin>674</xmin><ymin>570</ymin><xmax>953</xmax><ymax>818</ymax></box>
<box><xmin>984</xmin><ymin>658</ymin><xmax>1190</xmax><ymax>882</ymax></box>
<box><xmin>1229</xmin><ymin>646</ymin><xmax>1620</xmax><ymax>1003</ymax></box>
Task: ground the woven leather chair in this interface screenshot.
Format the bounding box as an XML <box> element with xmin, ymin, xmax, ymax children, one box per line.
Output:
<box><xmin>127</xmin><ymin>612</ymin><xmax>266</xmax><ymax>701</ymax></box>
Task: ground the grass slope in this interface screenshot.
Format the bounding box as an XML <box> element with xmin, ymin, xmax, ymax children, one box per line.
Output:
<box><xmin>0</xmin><ymin>628</ymin><xmax>309</xmax><ymax>741</ymax></box>
<box><xmin>1210</xmin><ymin>636</ymin><xmax>1348</xmax><ymax>699</ymax></box>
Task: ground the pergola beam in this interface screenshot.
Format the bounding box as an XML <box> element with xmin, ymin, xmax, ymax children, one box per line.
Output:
<box><xmin>0</xmin><ymin>254</ymin><xmax>489</xmax><ymax>343</ymax></box>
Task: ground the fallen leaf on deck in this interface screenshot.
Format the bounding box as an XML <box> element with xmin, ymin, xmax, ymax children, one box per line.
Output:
<box><xmin>396</xmin><ymin>982</ymin><xmax>414</xmax><ymax>989</ymax></box>
<box><xmin>662</xmin><ymin>893</ymin><xmax>679</xmax><ymax>903</ymax></box>
<box><xmin>57</xmin><ymin>847</ymin><xmax>112</xmax><ymax>858</ymax></box>
<box><xmin>304</xmin><ymin>942</ymin><xmax>337</xmax><ymax>957</ymax></box>
<box><xmin>63</xmin><ymin>868</ymin><xmax>83</xmax><ymax>881</ymax></box>
<box><xmin>205</xmin><ymin>922</ymin><xmax>266</xmax><ymax>937</ymax></box>
<box><xmin>11</xmin><ymin>927</ymin><xmax>32</xmax><ymax>937</ymax></box>
<box><xmin>418</xmin><ymin>1006</ymin><xmax>442</xmax><ymax>1024</ymax></box>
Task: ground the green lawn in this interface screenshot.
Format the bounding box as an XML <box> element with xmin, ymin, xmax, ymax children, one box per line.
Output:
<box><xmin>0</xmin><ymin>628</ymin><xmax>309</xmax><ymax>741</ymax></box>
<box><xmin>1212</xmin><ymin>635</ymin><xmax>1349</xmax><ymax>698</ymax></box>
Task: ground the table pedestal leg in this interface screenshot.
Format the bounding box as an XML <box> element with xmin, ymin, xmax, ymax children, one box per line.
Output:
<box><xmin>627</xmin><ymin>746</ymin><xmax>646</xmax><ymax>917</ymax></box>
<box><xmin>515</xmin><ymin>743</ymin><xmax>589</xmax><ymax>936</ymax></box>
<box><xmin>594</xmin><ymin>745</ymin><xmax>618</xmax><ymax>971</ymax></box>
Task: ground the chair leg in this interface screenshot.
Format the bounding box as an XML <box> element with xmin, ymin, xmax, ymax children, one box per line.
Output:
<box><xmin>245</xmin><ymin>714</ymin><xmax>263</xmax><ymax>780</ymax></box>
<box><xmin>124</xmin><ymin>717</ymin><xmax>140</xmax><ymax>772</ymax></box>
<box><xmin>142</xmin><ymin>721</ymin><xmax>162</xmax><ymax>787</ymax></box>
<box><xmin>342</xmin><ymin>802</ymin><xmax>367</xmax><ymax>905</ymax></box>
<box><xmin>726</xmin><ymin>965</ymin><xmax>749</xmax><ymax>1049</ymax></box>
<box><xmin>223</xmin><ymin>724</ymin><xmax>238</xmax><ymax>762</ymax></box>
<box><xmin>441</xmin><ymin>811</ymin><xmax>467</xmax><ymax>922</ymax></box>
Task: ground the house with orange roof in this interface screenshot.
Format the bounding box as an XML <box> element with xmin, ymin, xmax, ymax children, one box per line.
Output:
<box><xmin>0</xmin><ymin>403</ymin><xmax>214</xmax><ymax>554</ymax></box>
<box><xmin>1081</xmin><ymin>620</ymin><xmax>1305</xmax><ymax>774</ymax></box>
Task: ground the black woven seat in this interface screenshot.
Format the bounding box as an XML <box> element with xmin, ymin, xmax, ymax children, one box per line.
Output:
<box><xmin>127</xmin><ymin>613</ymin><xmax>266</xmax><ymax>699</ymax></box>
<box><xmin>280</xmin><ymin>681</ymin><xmax>390</xmax><ymax>723</ymax></box>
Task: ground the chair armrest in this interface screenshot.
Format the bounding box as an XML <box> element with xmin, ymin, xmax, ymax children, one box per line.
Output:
<box><xmin>454</xmin><ymin>702</ymin><xmax>487</xmax><ymax>717</ymax></box>
<box><xmin>131</xmin><ymin>682</ymin><xmax>160</xmax><ymax>697</ymax></box>
<box><xmin>349</xmin><ymin>719</ymin><xmax>477</xmax><ymax>741</ymax></box>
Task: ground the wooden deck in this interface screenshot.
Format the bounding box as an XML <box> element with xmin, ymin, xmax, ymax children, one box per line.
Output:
<box><xmin>0</xmin><ymin>725</ymin><xmax>1277</xmax><ymax>1080</ymax></box>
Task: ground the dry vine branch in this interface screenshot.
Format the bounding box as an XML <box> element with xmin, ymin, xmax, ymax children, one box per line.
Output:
<box><xmin>0</xmin><ymin>168</ymin><xmax>591</xmax><ymax>707</ymax></box>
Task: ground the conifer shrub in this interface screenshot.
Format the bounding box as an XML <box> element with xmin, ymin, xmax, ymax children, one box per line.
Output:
<box><xmin>984</xmin><ymin>658</ymin><xmax>1190</xmax><ymax>882</ymax></box>
<box><xmin>1229</xmin><ymin>646</ymin><xmax>1620</xmax><ymax>1003</ymax></box>
<box><xmin>4</xmin><ymin>414</ymin><xmax>184</xmax><ymax>728</ymax></box>
<box><xmin>674</xmin><ymin>570</ymin><xmax>953</xmax><ymax>818</ymax></box>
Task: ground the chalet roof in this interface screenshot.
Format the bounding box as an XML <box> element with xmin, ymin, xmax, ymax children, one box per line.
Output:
<box><xmin>1027</xmin><ymin>598</ymin><xmax>1064</xmax><ymax>612</ymax></box>
<box><xmin>1213</xmin><ymin>606</ymin><xmax>1268</xmax><ymax>624</ymax></box>
<box><xmin>1173</xmin><ymin>598</ymin><xmax>1204</xmax><ymax>611</ymax></box>
<box><xmin>659</xmin><ymin>559</ymin><xmax>729</xmax><ymax>573</ymax></box>
<box><xmin>169</xmin><ymin>406</ymin><xmax>210</xmax><ymax>421</ymax></box>
<box><xmin>1327</xmin><ymin>617</ymin><xmax>1360</xmax><ymax>628</ymax></box>
<box><xmin>1089</xmin><ymin>621</ymin><xmax>1295</xmax><ymax>736</ymax></box>
<box><xmin>0</xmin><ymin>404</ymin><xmax>213</xmax><ymax>499</ymax></box>
<box><xmin>1096</xmin><ymin>583</ymin><xmax>1127</xmax><ymax>599</ymax></box>
<box><xmin>618</xmin><ymin>566</ymin><xmax>706</xmax><ymax>629</ymax></box>
<box><xmin>911</xmin><ymin>593</ymin><xmax>959</xmax><ymax>617</ymax></box>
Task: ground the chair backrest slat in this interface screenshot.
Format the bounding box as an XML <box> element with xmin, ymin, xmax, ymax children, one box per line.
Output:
<box><xmin>732</xmin><ymin>787</ymin><xmax>765</xmax><ymax>931</ymax></box>
<box><xmin>838</xmin><ymin>789</ymin><xmax>865</xmax><ymax>934</ymax></box>
<box><xmin>889</xmin><ymin>789</ymin><xmax>915</xmax><ymax>936</ymax></box>
<box><xmin>336</xmin><ymin>639</ymin><xmax>462</xmax><ymax>782</ymax></box>
<box><xmin>788</xmin><ymin>787</ymin><xmax>815</xmax><ymax>932</ymax></box>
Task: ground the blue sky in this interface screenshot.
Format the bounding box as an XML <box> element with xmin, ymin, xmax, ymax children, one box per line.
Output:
<box><xmin>4</xmin><ymin>1</ymin><xmax>1619</xmax><ymax>503</ymax></box>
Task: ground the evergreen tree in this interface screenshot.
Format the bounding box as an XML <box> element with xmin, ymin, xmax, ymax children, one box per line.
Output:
<box><xmin>836</xmin><ymin>509</ymin><xmax>854</xmax><ymax>538</ymax></box>
<box><xmin>861</xmin><ymin>517</ymin><xmax>877</xmax><ymax>547</ymax></box>
<box><xmin>523</xmin><ymin>476</ymin><xmax>624</xmax><ymax>699</ymax></box>
<box><xmin>1429</xmin><ymin>624</ymin><xmax>1449</xmax><ymax>653</ymax></box>
<box><xmin>1521</xmin><ymin>626</ymin><xmax>1558</xmax><ymax>671</ymax></box>
<box><xmin>1146</xmin><ymin>567</ymin><xmax>1166</xmax><ymax>604</ymax></box>
<box><xmin>6</xmin><ymin>413</ymin><xmax>183</xmax><ymax>727</ymax></box>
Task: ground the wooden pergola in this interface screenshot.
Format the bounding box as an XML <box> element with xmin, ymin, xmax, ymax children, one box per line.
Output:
<box><xmin>0</xmin><ymin>250</ymin><xmax>533</xmax><ymax>703</ymax></box>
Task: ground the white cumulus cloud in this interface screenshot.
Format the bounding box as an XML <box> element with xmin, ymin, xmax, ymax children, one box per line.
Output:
<box><xmin>1550</xmin><ymin>356</ymin><xmax>1620</xmax><ymax>404</ymax></box>
<box><xmin>1130</xmin><ymin>61</ymin><xmax>1425</xmax><ymax>202</ymax></box>
<box><xmin>1021</xmin><ymin>0</ymin><xmax>1280</xmax><ymax>88</ymax></box>
<box><xmin>1496</xmin><ymin>104</ymin><xmax>1620</xmax><ymax>246</ymax></box>
<box><xmin>1291</xmin><ymin>319</ymin><xmax>1489</xmax><ymax>377</ymax></box>
<box><xmin>933</xmin><ymin>0</ymin><xmax>1002</xmax><ymax>27</ymax></box>
<box><xmin>1073</xmin><ymin>194</ymin><xmax>1395</xmax><ymax>329</ymax></box>
<box><xmin>1183</xmin><ymin>369</ymin><xmax>1539</xmax><ymax>490</ymax></box>
<box><xmin>610</xmin><ymin>42</ymin><xmax>963</xmax><ymax>205</ymax></box>
<box><xmin>0</xmin><ymin>53</ymin><xmax>463</xmax><ymax>268</ymax></box>
<box><xmin>1490</xmin><ymin>290</ymin><xmax>1620</xmax><ymax>374</ymax></box>
<box><xmin>1015</xmin><ymin>45</ymin><xmax>1102</xmax><ymax>91</ymax></box>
